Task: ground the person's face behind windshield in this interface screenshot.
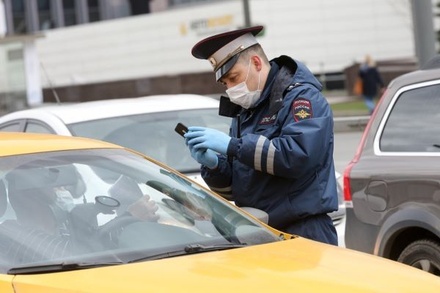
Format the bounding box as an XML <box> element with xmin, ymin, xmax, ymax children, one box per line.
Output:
<box><xmin>0</xmin><ymin>148</ymin><xmax>277</xmax><ymax>272</ymax></box>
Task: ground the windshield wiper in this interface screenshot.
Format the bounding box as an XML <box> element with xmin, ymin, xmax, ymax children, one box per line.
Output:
<box><xmin>184</xmin><ymin>243</ymin><xmax>246</xmax><ymax>253</ymax></box>
<box><xmin>8</xmin><ymin>244</ymin><xmax>247</xmax><ymax>273</ymax></box>
<box><xmin>128</xmin><ymin>243</ymin><xmax>246</xmax><ymax>263</ymax></box>
<box><xmin>8</xmin><ymin>261</ymin><xmax>124</xmax><ymax>275</ymax></box>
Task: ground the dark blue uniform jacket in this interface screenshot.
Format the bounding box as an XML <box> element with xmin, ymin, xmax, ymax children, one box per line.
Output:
<box><xmin>202</xmin><ymin>55</ymin><xmax>338</xmax><ymax>231</ymax></box>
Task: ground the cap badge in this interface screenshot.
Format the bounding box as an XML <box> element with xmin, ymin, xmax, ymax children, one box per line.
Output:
<box><xmin>208</xmin><ymin>57</ymin><xmax>217</xmax><ymax>68</ymax></box>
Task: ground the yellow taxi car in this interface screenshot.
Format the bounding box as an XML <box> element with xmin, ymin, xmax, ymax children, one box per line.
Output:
<box><xmin>0</xmin><ymin>132</ymin><xmax>439</xmax><ymax>292</ymax></box>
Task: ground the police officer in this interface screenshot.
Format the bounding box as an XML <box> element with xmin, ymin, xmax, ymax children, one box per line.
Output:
<box><xmin>184</xmin><ymin>26</ymin><xmax>338</xmax><ymax>245</ymax></box>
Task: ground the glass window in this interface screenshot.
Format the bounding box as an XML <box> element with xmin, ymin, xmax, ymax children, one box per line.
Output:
<box><xmin>68</xmin><ymin>108</ymin><xmax>231</xmax><ymax>173</ymax></box>
<box><xmin>25</xmin><ymin>121</ymin><xmax>55</xmax><ymax>134</ymax></box>
<box><xmin>169</xmin><ymin>0</ymin><xmax>214</xmax><ymax>6</ymax></box>
<box><xmin>0</xmin><ymin>121</ymin><xmax>22</xmax><ymax>132</ymax></box>
<box><xmin>88</xmin><ymin>0</ymin><xmax>100</xmax><ymax>22</ymax></box>
<box><xmin>129</xmin><ymin>0</ymin><xmax>150</xmax><ymax>15</ymax></box>
<box><xmin>37</xmin><ymin>0</ymin><xmax>52</xmax><ymax>30</ymax></box>
<box><xmin>11</xmin><ymin>0</ymin><xmax>26</xmax><ymax>34</ymax></box>
<box><xmin>380</xmin><ymin>83</ymin><xmax>440</xmax><ymax>152</ymax></box>
<box><xmin>0</xmin><ymin>148</ymin><xmax>277</xmax><ymax>273</ymax></box>
<box><xmin>2</xmin><ymin>43</ymin><xmax>27</xmax><ymax>113</ymax></box>
<box><xmin>63</xmin><ymin>0</ymin><xmax>76</xmax><ymax>26</ymax></box>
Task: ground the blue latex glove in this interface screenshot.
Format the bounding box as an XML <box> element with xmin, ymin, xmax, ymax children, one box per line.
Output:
<box><xmin>189</xmin><ymin>144</ymin><xmax>218</xmax><ymax>169</ymax></box>
<box><xmin>185</xmin><ymin>126</ymin><xmax>231</xmax><ymax>155</ymax></box>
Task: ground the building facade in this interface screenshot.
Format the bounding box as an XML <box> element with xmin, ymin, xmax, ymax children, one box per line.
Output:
<box><xmin>0</xmin><ymin>0</ymin><xmax>422</xmax><ymax>110</ymax></box>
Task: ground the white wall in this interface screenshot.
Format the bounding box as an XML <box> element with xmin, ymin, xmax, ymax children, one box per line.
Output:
<box><xmin>253</xmin><ymin>0</ymin><xmax>414</xmax><ymax>72</ymax></box>
<box><xmin>37</xmin><ymin>1</ymin><xmax>243</xmax><ymax>87</ymax></box>
<box><xmin>36</xmin><ymin>0</ymin><xmax>415</xmax><ymax>88</ymax></box>
<box><xmin>0</xmin><ymin>43</ymin><xmax>26</xmax><ymax>92</ymax></box>
<box><xmin>0</xmin><ymin>0</ymin><xmax>6</xmax><ymax>37</ymax></box>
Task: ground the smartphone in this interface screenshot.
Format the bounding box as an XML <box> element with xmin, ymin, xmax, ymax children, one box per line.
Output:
<box><xmin>174</xmin><ymin>122</ymin><xmax>188</xmax><ymax>137</ymax></box>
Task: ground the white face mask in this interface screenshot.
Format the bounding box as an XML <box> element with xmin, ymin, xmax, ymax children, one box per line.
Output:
<box><xmin>226</xmin><ymin>60</ymin><xmax>262</xmax><ymax>109</ymax></box>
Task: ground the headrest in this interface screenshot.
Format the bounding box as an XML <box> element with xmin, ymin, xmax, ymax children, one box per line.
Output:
<box><xmin>6</xmin><ymin>165</ymin><xmax>79</xmax><ymax>191</ymax></box>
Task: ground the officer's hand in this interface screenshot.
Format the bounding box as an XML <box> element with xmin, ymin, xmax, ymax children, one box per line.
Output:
<box><xmin>189</xmin><ymin>144</ymin><xmax>218</xmax><ymax>169</ymax></box>
<box><xmin>127</xmin><ymin>194</ymin><xmax>160</xmax><ymax>222</ymax></box>
<box><xmin>185</xmin><ymin>127</ymin><xmax>231</xmax><ymax>155</ymax></box>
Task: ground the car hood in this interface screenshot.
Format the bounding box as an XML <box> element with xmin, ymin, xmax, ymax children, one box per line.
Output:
<box><xmin>10</xmin><ymin>238</ymin><xmax>440</xmax><ymax>292</ymax></box>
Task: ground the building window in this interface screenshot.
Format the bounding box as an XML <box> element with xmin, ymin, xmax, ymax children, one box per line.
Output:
<box><xmin>88</xmin><ymin>0</ymin><xmax>100</xmax><ymax>22</ymax></box>
<box><xmin>129</xmin><ymin>0</ymin><xmax>150</xmax><ymax>15</ymax></box>
<box><xmin>11</xmin><ymin>0</ymin><xmax>26</xmax><ymax>33</ymax></box>
<box><xmin>63</xmin><ymin>0</ymin><xmax>77</xmax><ymax>26</ymax></box>
<box><xmin>169</xmin><ymin>0</ymin><xmax>215</xmax><ymax>7</ymax></box>
<box><xmin>38</xmin><ymin>0</ymin><xmax>52</xmax><ymax>30</ymax></box>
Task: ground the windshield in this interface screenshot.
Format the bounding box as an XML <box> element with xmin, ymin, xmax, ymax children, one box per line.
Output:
<box><xmin>0</xmin><ymin>149</ymin><xmax>279</xmax><ymax>274</ymax></box>
<box><xmin>67</xmin><ymin>108</ymin><xmax>231</xmax><ymax>173</ymax></box>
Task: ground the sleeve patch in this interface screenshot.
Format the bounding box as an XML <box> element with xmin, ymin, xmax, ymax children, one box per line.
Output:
<box><xmin>292</xmin><ymin>98</ymin><xmax>313</xmax><ymax>121</ymax></box>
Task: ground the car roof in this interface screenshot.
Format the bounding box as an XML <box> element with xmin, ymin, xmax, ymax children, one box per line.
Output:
<box><xmin>0</xmin><ymin>94</ymin><xmax>220</xmax><ymax>124</ymax></box>
<box><xmin>388</xmin><ymin>66</ymin><xmax>440</xmax><ymax>92</ymax></box>
<box><xmin>0</xmin><ymin>132</ymin><xmax>121</xmax><ymax>156</ymax></box>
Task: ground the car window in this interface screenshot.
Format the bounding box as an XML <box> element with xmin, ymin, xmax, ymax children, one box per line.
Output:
<box><xmin>67</xmin><ymin>109</ymin><xmax>231</xmax><ymax>173</ymax></box>
<box><xmin>380</xmin><ymin>83</ymin><xmax>440</xmax><ymax>152</ymax></box>
<box><xmin>0</xmin><ymin>121</ymin><xmax>22</xmax><ymax>132</ymax></box>
<box><xmin>25</xmin><ymin>121</ymin><xmax>55</xmax><ymax>134</ymax></box>
<box><xmin>0</xmin><ymin>148</ymin><xmax>277</xmax><ymax>273</ymax></box>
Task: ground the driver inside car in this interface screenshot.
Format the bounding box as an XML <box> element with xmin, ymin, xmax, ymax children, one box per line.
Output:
<box><xmin>1</xmin><ymin>165</ymin><xmax>160</xmax><ymax>264</ymax></box>
<box><xmin>52</xmin><ymin>166</ymin><xmax>160</xmax><ymax>223</ymax></box>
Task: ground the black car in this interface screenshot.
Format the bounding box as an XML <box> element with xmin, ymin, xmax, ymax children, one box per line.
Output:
<box><xmin>344</xmin><ymin>56</ymin><xmax>440</xmax><ymax>276</ymax></box>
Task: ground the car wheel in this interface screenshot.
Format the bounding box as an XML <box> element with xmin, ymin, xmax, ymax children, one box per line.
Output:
<box><xmin>397</xmin><ymin>239</ymin><xmax>440</xmax><ymax>276</ymax></box>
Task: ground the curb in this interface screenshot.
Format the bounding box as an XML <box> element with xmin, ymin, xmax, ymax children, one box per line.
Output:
<box><xmin>334</xmin><ymin>116</ymin><xmax>370</xmax><ymax>133</ymax></box>
<box><xmin>326</xmin><ymin>94</ymin><xmax>370</xmax><ymax>133</ymax></box>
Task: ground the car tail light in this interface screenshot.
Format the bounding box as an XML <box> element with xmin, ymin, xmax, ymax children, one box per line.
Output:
<box><xmin>343</xmin><ymin>89</ymin><xmax>387</xmax><ymax>202</ymax></box>
<box><xmin>343</xmin><ymin>163</ymin><xmax>354</xmax><ymax>202</ymax></box>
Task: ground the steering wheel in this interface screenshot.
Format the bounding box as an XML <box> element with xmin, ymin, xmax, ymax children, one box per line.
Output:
<box><xmin>98</xmin><ymin>215</ymin><xmax>141</xmax><ymax>247</ymax></box>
